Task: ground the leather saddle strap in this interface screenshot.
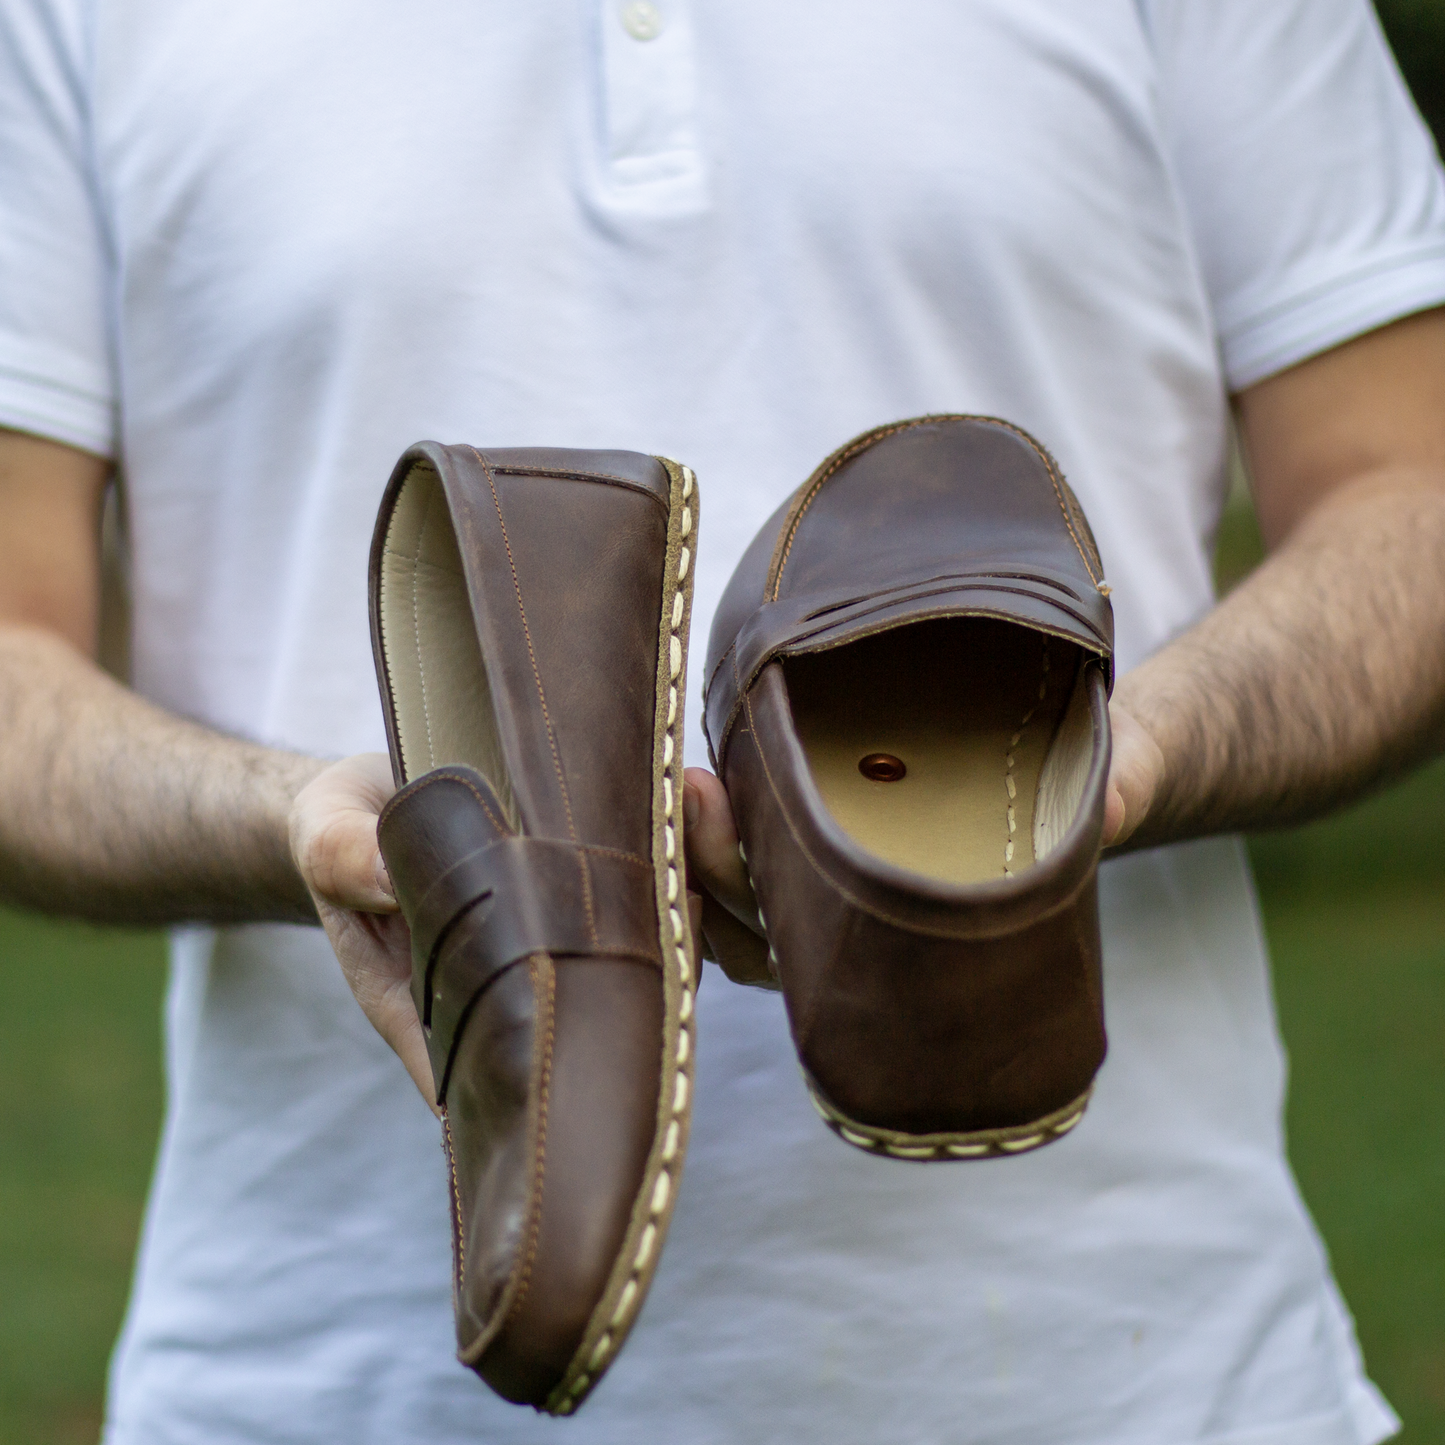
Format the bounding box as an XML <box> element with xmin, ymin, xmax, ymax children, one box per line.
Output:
<box><xmin>410</xmin><ymin>837</ymin><xmax>661</xmax><ymax>1101</ymax></box>
<box><xmin>409</xmin><ymin>835</ymin><xmax>661</xmax><ymax>1026</ymax></box>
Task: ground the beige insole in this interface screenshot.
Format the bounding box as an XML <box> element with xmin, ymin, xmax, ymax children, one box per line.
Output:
<box><xmin>786</xmin><ymin>619</ymin><xmax>1082</xmax><ymax>886</ymax></box>
<box><xmin>377</xmin><ymin>461</ymin><xmax>520</xmax><ymax>827</ymax></box>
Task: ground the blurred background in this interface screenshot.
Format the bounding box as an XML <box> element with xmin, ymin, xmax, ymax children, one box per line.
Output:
<box><xmin>3</xmin><ymin>5</ymin><xmax>1445</xmax><ymax>1443</ymax></box>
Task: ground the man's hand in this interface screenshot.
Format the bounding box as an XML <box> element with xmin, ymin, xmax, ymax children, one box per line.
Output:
<box><xmin>1101</xmin><ymin>703</ymin><xmax>1167</xmax><ymax>850</ymax></box>
<box><xmin>1116</xmin><ymin>309</ymin><xmax>1445</xmax><ymax>848</ymax></box>
<box><xmin>290</xmin><ymin>753</ymin><xmax>437</xmax><ymax>1112</ymax></box>
<box><xmin>682</xmin><ymin>768</ymin><xmax>752</xmax><ymax>924</ymax></box>
<box><xmin>680</xmin><ymin>765</ymin><xmax>775</xmax><ymax>982</ymax></box>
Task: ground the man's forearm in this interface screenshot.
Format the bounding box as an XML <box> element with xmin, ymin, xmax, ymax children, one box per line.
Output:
<box><xmin>0</xmin><ymin>624</ymin><xmax>325</xmax><ymax>924</ymax></box>
<box><xmin>1115</xmin><ymin>473</ymin><xmax>1445</xmax><ymax>849</ymax></box>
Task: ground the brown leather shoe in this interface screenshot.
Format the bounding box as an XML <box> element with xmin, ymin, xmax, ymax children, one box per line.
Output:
<box><xmin>702</xmin><ymin>416</ymin><xmax>1113</xmax><ymax>1161</ymax></box>
<box><xmin>368</xmin><ymin>443</ymin><xmax>698</xmax><ymax>1412</ymax></box>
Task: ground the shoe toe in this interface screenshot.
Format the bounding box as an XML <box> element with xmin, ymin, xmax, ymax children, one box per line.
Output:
<box><xmin>459</xmin><ymin>957</ymin><xmax>665</xmax><ymax>1406</ymax></box>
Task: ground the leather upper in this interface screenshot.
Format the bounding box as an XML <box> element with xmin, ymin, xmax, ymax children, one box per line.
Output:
<box><xmin>379</xmin><ymin>768</ymin><xmax>662</xmax><ymax>1100</ymax></box>
<box><xmin>702</xmin><ymin>416</ymin><xmax>1114</xmax><ymax>1149</ymax></box>
<box><xmin>704</xmin><ymin>416</ymin><xmax>1113</xmax><ymax>772</ymax></box>
<box><xmin>368</xmin><ymin>442</ymin><xmax>691</xmax><ymax>1410</ymax></box>
<box><xmin>372</xmin><ymin>442</ymin><xmax>673</xmax><ymax>848</ymax></box>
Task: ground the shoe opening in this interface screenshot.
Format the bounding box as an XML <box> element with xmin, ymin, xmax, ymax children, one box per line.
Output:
<box><xmin>376</xmin><ymin>458</ymin><xmax>520</xmax><ymax>828</ymax></box>
<box><xmin>783</xmin><ymin>617</ymin><xmax>1093</xmax><ymax>886</ymax></box>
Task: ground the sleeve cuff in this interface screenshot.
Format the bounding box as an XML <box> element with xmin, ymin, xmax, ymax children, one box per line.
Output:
<box><xmin>1220</xmin><ymin>241</ymin><xmax>1445</xmax><ymax>390</ymax></box>
<box><xmin>0</xmin><ymin>365</ymin><xmax>115</xmax><ymax>459</ymax></box>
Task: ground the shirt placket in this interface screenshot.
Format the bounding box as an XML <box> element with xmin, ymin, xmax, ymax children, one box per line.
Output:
<box><xmin>598</xmin><ymin>0</ymin><xmax>708</xmax><ymax>211</ymax></box>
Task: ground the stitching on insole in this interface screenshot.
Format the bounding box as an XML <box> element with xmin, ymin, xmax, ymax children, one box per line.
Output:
<box><xmin>1003</xmin><ymin>641</ymin><xmax>1050</xmax><ymax>877</ymax></box>
<box><xmin>413</xmin><ymin>482</ymin><xmax>439</xmax><ymax>773</ymax></box>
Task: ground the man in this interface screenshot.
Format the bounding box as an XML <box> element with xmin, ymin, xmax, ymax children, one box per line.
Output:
<box><xmin>2</xmin><ymin>1</ymin><xmax>1444</xmax><ymax>1441</ymax></box>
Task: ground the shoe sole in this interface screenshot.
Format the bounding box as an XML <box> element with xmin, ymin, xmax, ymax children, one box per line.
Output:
<box><xmin>804</xmin><ymin>1079</ymin><xmax>1093</xmax><ymax>1161</ymax></box>
<box><xmin>544</xmin><ymin>460</ymin><xmax>699</xmax><ymax>1415</ymax></box>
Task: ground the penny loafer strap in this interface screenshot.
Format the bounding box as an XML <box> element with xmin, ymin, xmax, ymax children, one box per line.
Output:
<box><xmin>411</xmin><ymin>831</ymin><xmax>660</xmax><ymax>1007</ymax></box>
<box><xmin>412</xmin><ymin>836</ymin><xmax>660</xmax><ymax>1100</ymax></box>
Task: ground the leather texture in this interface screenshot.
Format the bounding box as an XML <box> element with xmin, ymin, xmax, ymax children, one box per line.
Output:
<box><xmin>370</xmin><ymin>443</ymin><xmax>698</xmax><ymax>1412</ymax></box>
<box><xmin>702</xmin><ymin>416</ymin><xmax>1114</xmax><ymax>1160</ymax></box>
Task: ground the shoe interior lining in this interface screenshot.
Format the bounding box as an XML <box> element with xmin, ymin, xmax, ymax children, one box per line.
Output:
<box><xmin>1033</xmin><ymin>663</ymin><xmax>1093</xmax><ymax>862</ymax></box>
<box><xmin>785</xmin><ymin>618</ymin><xmax>1088</xmax><ymax>887</ymax></box>
<box><xmin>377</xmin><ymin>460</ymin><xmax>520</xmax><ymax>827</ymax></box>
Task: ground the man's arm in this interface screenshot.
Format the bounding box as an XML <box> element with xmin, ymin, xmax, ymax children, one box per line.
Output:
<box><xmin>684</xmin><ymin>309</ymin><xmax>1445</xmax><ymax>912</ymax></box>
<box><xmin>1107</xmin><ymin>306</ymin><xmax>1445</xmax><ymax>847</ymax></box>
<box><xmin>0</xmin><ymin>428</ymin><xmax>326</xmax><ymax>923</ymax></box>
<box><xmin>0</xmin><ymin>428</ymin><xmax>431</xmax><ymax>1098</ymax></box>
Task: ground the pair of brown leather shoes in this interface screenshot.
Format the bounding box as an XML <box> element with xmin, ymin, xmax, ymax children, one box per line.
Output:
<box><xmin>367</xmin><ymin>417</ymin><xmax>1112</xmax><ymax>1413</ymax></box>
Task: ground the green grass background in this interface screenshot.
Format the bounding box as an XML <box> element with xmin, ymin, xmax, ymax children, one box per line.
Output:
<box><xmin>0</xmin><ymin>917</ymin><xmax>163</xmax><ymax>1445</ymax></box>
<box><xmin>4</xmin><ymin>5</ymin><xmax>1445</xmax><ymax>1439</ymax></box>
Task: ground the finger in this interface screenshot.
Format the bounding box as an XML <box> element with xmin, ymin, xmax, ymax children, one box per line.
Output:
<box><xmin>701</xmin><ymin>891</ymin><xmax>776</xmax><ymax>986</ymax></box>
<box><xmin>321</xmin><ymin>906</ymin><xmax>438</xmax><ymax>1114</ymax></box>
<box><xmin>1103</xmin><ymin>783</ymin><xmax>1128</xmax><ymax>847</ymax></box>
<box><xmin>297</xmin><ymin>805</ymin><xmax>398</xmax><ymax>912</ymax></box>
<box><xmin>1103</xmin><ymin>704</ymin><xmax>1166</xmax><ymax>850</ymax></box>
<box><xmin>360</xmin><ymin>973</ymin><xmax>439</xmax><ymax>1116</ymax></box>
<box><xmin>686</xmin><ymin>888</ymin><xmax>704</xmax><ymax>955</ymax></box>
<box><xmin>292</xmin><ymin>757</ymin><xmax>400</xmax><ymax>914</ymax></box>
<box><xmin>682</xmin><ymin>766</ymin><xmax>760</xmax><ymax>928</ymax></box>
<box><xmin>306</xmin><ymin>751</ymin><xmax>397</xmax><ymax>812</ymax></box>
<box><xmin>378</xmin><ymin>987</ymin><xmax>441</xmax><ymax>1116</ymax></box>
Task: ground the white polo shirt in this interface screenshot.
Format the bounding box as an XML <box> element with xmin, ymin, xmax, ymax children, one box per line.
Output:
<box><xmin>2</xmin><ymin>1</ymin><xmax>1442</xmax><ymax>1441</ymax></box>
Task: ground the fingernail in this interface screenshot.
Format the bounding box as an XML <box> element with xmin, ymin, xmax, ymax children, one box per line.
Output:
<box><xmin>683</xmin><ymin>781</ymin><xmax>701</xmax><ymax>829</ymax></box>
<box><xmin>374</xmin><ymin>853</ymin><xmax>395</xmax><ymax>900</ymax></box>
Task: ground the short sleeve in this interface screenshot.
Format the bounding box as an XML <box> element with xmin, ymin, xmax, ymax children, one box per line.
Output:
<box><xmin>1147</xmin><ymin>0</ymin><xmax>1445</xmax><ymax>390</ymax></box>
<box><xmin>0</xmin><ymin>0</ymin><xmax>115</xmax><ymax>456</ymax></box>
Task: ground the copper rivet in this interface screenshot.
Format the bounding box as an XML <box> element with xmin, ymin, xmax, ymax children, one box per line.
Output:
<box><xmin>859</xmin><ymin>752</ymin><xmax>907</xmax><ymax>782</ymax></box>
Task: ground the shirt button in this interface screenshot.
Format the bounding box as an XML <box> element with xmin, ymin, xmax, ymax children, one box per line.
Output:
<box><xmin>619</xmin><ymin>0</ymin><xmax>664</xmax><ymax>40</ymax></box>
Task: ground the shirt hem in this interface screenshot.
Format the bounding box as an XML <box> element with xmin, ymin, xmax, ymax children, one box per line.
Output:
<box><xmin>1179</xmin><ymin>1388</ymin><xmax>1399</xmax><ymax>1445</ymax></box>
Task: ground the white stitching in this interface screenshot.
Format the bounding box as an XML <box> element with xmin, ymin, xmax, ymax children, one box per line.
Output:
<box><xmin>632</xmin><ymin>1228</ymin><xmax>656</xmax><ymax>1273</ymax></box>
<box><xmin>612</xmin><ymin>1276</ymin><xmax>639</xmax><ymax>1323</ymax></box>
<box><xmin>808</xmin><ymin>1079</ymin><xmax>1089</xmax><ymax>1161</ymax></box>
<box><xmin>1003</xmin><ymin>642</ymin><xmax>1050</xmax><ymax>877</ymax></box>
<box><xmin>560</xmin><ymin>461</ymin><xmax>697</xmax><ymax>1406</ymax></box>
